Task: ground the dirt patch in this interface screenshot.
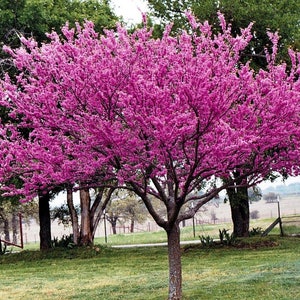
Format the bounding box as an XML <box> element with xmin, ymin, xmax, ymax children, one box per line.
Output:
<box><xmin>233</xmin><ymin>239</ymin><xmax>279</xmax><ymax>249</ymax></box>
<box><xmin>183</xmin><ymin>238</ymin><xmax>279</xmax><ymax>252</ymax></box>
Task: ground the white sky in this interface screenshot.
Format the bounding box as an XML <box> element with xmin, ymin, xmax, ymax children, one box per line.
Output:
<box><xmin>110</xmin><ymin>0</ymin><xmax>149</xmax><ymax>25</ymax></box>
<box><xmin>258</xmin><ymin>175</ymin><xmax>300</xmax><ymax>190</ymax></box>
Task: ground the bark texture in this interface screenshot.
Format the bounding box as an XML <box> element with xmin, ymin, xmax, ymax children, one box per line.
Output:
<box><xmin>3</xmin><ymin>217</ymin><xmax>10</xmax><ymax>242</ymax></box>
<box><xmin>167</xmin><ymin>223</ymin><xmax>182</xmax><ymax>300</ymax></box>
<box><xmin>67</xmin><ymin>188</ymin><xmax>79</xmax><ymax>245</ymax></box>
<box><xmin>12</xmin><ymin>212</ymin><xmax>18</xmax><ymax>244</ymax></box>
<box><xmin>79</xmin><ymin>188</ymin><xmax>93</xmax><ymax>245</ymax></box>
<box><xmin>38</xmin><ymin>191</ymin><xmax>52</xmax><ymax>250</ymax></box>
<box><xmin>227</xmin><ymin>185</ymin><xmax>249</xmax><ymax>237</ymax></box>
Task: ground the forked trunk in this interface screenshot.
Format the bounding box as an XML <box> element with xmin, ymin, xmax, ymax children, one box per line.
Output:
<box><xmin>67</xmin><ymin>188</ymin><xmax>79</xmax><ymax>245</ymax></box>
<box><xmin>167</xmin><ymin>222</ymin><xmax>182</xmax><ymax>300</ymax></box>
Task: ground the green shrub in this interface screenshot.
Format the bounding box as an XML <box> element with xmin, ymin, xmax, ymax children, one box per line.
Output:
<box><xmin>249</xmin><ymin>227</ymin><xmax>263</xmax><ymax>236</ymax></box>
<box><xmin>219</xmin><ymin>228</ymin><xmax>236</xmax><ymax>246</ymax></box>
<box><xmin>199</xmin><ymin>235</ymin><xmax>214</xmax><ymax>247</ymax></box>
<box><xmin>52</xmin><ymin>234</ymin><xmax>75</xmax><ymax>249</ymax></box>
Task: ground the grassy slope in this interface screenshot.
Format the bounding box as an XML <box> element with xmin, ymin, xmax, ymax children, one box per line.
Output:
<box><xmin>0</xmin><ymin>237</ymin><xmax>299</xmax><ymax>300</ymax></box>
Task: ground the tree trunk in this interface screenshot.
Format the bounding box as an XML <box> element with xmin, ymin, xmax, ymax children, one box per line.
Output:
<box><xmin>166</xmin><ymin>222</ymin><xmax>182</xmax><ymax>300</ymax></box>
<box><xmin>227</xmin><ymin>185</ymin><xmax>249</xmax><ymax>237</ymax></box>
<box><xmin>130</xmin><ymin>218</ymin><xmax>134</xmax><ymax>233</ymax></box>
<box><xmin>38</xmin><ymin>192</ymin><xmax>52</xmax><ymax>250</ymax></box>
<box><xmin>4</xmin><ymin>217</ymin><xmax>10</xmax><ymax>242</ymax></box>
<box><xmin>12</xmin><ymin>212</ymin><xmax>18</xmax><ymax>244</ymax></box>
<box><xmin>79</xmin><ymin>188</ymin><xmax>93</xmax><ymax>246</ymax></box>
<box><xmin>66</xmin><ymin>188</ymin><xmax>79</xmax><ymax>245</ymax></box>
<box><xmin>90</xmin><ymin>187</ymin><xmax>115</xmax><ymax>240</ymax></box>
<box><xmin>111</xmin><ymin>219</ymin><xmax>117</xmax><ymax>234</ymax></box>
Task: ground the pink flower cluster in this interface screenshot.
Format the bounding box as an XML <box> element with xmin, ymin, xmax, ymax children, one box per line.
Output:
<box><xmin>1</xmin><ymin>16</ymin><xmax>300</xmax><ymax>207</ymax></box>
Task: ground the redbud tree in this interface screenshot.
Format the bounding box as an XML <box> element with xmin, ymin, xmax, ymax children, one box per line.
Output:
<box><xmin>1</xmin><ymin>14</ymin><xmax>300</xmax><ymax>299</ymax></box>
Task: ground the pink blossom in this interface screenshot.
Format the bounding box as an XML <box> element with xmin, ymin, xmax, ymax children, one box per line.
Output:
<box><xmin>0</xmin><ymin>15</ymin><xmax>299</xmax><ymax>211</ymax></box>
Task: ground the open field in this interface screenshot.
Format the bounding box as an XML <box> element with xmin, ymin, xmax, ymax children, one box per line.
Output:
<box><xmin>0</xmin><ymin>237</ymin><xmax>299</xmax><ymax>299</ymax></box>
<box><xmin>20</xmin><ymin>194</ymin><xmax>299</xmax><ymax>246</ymax></box>
<box><xmin>20</xmin><ymin>214</ymin><xmax>299</xmax><ymax>251</ymax></box>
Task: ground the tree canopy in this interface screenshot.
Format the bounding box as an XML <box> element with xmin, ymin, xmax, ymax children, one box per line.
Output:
<box><xmin>0</xmin><ymin>0</ymin><xmax>117</xmax><ymax>75</ymax></box>
<box><xmin>0</xmin><ymin>0</ymin><xmax>117</xmax><ymax>42</ymax></box>
<box><xmin>1</xmin><ymin>14</ymin><xmax>300</xmax><ymax>299</ymax></box>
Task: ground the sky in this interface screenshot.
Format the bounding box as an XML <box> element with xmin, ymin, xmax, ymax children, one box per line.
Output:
<box><xmin>258</xmin><ymin>174</ymin><xmax>300</xmax><ymax>190</ymax></box>
<box><xmin>110</xmin><ymin>0</ymin><xmax>149</xmax><ymax>25</ymax></box>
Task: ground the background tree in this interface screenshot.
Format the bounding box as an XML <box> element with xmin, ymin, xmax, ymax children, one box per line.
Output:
<box><xmin>121</xmin><ymin>192</ymin><xmax>147</xmax><ymax>233</ymax></box>
<box><xmin>51</xmin><ymin>187</ymin><xmax>116</xmax><ymax>245</ymax></box>
<box><xmin>248</xmin><ymin>186</ymin><xmax>262</xmax><ymax>203</ymax></box>
<box><xmin>0</xmin><ymin>203</ymin><xmax>10</xmax><ymax>242</ymax></box>
<box><xmin>78</xmin><ymin>187</ymin><xmax>116</xmax><ymax>245</ymax></box>
<box><xmin>1</xmin><ymin>16</ymin><xmax>300</xmax><ymax>299</ymax></box>
<box><xmin>263</xmin><ymin>192</ymin><xmax>280</xmax><ymax>203</ymax></box>
<box><xmin>0</xmin><ymin>0</ymin><xmax>117</xmax><ymax>43</ymax></box>
<box><xmin>0</xmin><ymin>193</ymin><xmax>38</xmax><ymax>245</ymax></box>
<box><xmin>51</xmin><ymin>203</ymin><xmax>80</xmax><ymax>232</ymax></box>
<box><xmin>0</xmin><ymin>0</ymin><xmax>118</xmax><ymax>76</ymax></box>
<box><xmin>0</xmin><ymin>178</ymin><xmax>23</xmax><ymax>243</ymax></box>
<box><xmin>105</xmin><ymin>198</ymin><xmax>123</xmax><ymax>235</ymax></box>
<box><xmin>105</xmin><ymin>190</ymin><xmax>147</xmax><ymax>234</ymax></box>
<box><xmin>148</xmin><ymin>0</ymin><xmax>300</xmax><ymax>64</ymax></box>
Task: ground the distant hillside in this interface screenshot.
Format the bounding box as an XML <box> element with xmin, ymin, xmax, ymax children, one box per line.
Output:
<box><xmin>262</xmin><ymin>182</ymin><xmax>300</xmax><ymax>195</ymax></box>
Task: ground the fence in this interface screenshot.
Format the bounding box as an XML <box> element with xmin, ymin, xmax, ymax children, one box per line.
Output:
<box><xmin>281</xmin><ymin>215</ymin><xmax>300</xmax><ymax>236</ymax></box>
<box><xmin>0</xmin><ymin>213</ymin><xmax>24</xmax><ymax>250</ymax></box>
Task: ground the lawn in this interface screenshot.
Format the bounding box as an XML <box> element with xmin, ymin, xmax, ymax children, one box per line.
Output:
<box><xmin>0</xmin><ymin>236</ymin><xmax>299</xmax><ymax>299</ymax></box>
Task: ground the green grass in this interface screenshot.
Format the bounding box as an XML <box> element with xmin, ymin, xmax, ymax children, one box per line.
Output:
<box><xmin>282</xmin><ymin>225</ymin><xmax>300</xmax><ymax>235</ymax></box>
<box><xmin>93</xmin><ymin>218</ymin><xmax>288</xmax><ymax>245</ymax></box>
<box><xmin>24</xmin><ymin>222</ymin><xmax>229</xmax><ymax>250</ymax></box>
<box><xmin>94</xmin><ymin>226</ymin><xmax>206</xmax><ymax>246</ymax></box>
<box><xmin>0</xmin><ymin>237</ymin><xmax>299</xmax><ymax>299</ymax></box>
